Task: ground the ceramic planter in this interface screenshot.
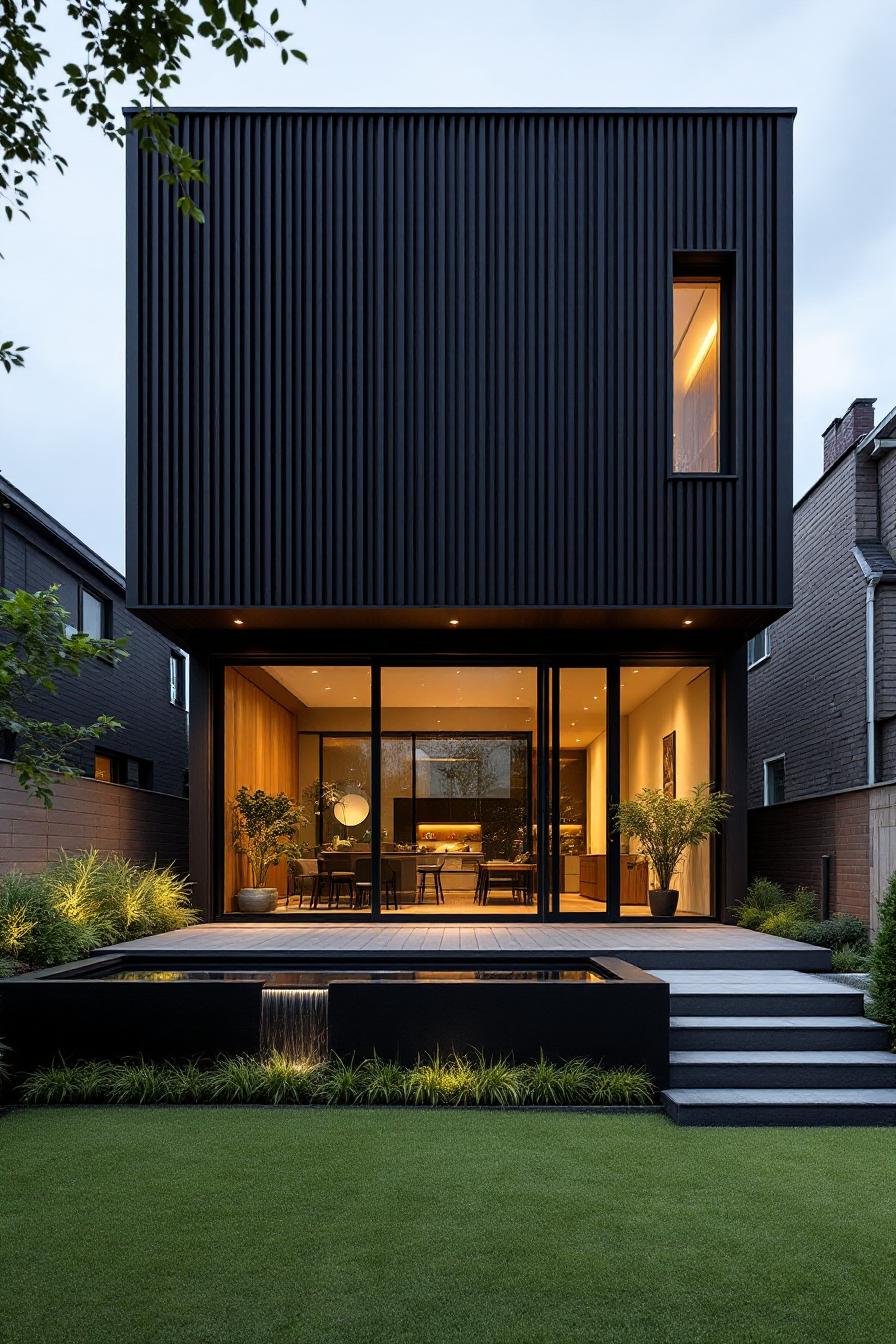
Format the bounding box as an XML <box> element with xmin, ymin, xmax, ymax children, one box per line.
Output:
<box><xmin>237</xmin><ymin>887</ymin><xmax>278</xmax><ymax>914</ymax></box>
<box><xmin>648</xmin><ymin>888</ymin><xmax>679</xmax><ymax>918</ymax></box>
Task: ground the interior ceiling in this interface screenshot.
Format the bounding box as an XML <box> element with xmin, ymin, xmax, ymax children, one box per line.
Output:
<box><xmin>263</xmin><ymin>663</ymin><xmax>702</xmax><ymax>750</ymax></box>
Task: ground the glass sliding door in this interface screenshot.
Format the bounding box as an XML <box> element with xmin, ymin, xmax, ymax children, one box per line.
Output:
<box><xmin>617</xmin><ymin>664</ymin><xmax>712</xmax><ymax>916</ymax></box>
<box><xmin>223</xmin><ymin>664</ymin><xmax>372</xmax><ymax>915</ymax></box>
<box><xmin>379</xmin><ymin>666</ymin><xmax>539</xmax><ymax>916</ymax></box>
<box><xmin>555</xmin><ymin>668</ymin><xmax>608</xmax><ymax>914</ymax></box>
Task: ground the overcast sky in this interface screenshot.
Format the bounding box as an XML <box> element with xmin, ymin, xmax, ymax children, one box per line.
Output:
<box><xmin>2</xmin><ymin>0</ymin><xmax>895</xmax><ymax>573</ymax></box>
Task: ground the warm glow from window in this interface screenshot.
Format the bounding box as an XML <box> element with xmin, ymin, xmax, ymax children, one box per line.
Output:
<box><xmin>673</xmin><ymin>280</ymin><xmax>720</xmax><ymax>472</ymax></box>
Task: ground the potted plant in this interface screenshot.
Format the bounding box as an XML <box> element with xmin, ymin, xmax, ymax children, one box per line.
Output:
<box><xmin>230</xmin><ymin>786</ymin><xmax>307</xmax><ymax>913</ymax></box>
<box><xmin>613</xmin><ymin>782</ymin><xmax>731</xmax><ymax>917</ymax></box>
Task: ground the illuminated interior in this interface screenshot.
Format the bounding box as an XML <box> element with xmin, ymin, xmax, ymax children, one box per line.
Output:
<box><xmin>221</xmin><ymin>661</ymin><xmax>713</xmax><ymax>917</ymax></box>
<box><xmin>673</xmin><ymin>280</ymin><xmax>720</xmax><ymax>473</ymax></box>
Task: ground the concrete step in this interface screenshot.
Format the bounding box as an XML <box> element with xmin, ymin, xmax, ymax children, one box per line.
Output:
<box><xmin>670</xmin><ymin>1015</ymin><xmax>891</xmax><ymax>1051</ymax></box>
<box><xmin>662</xmin><ymin>1088</ymin><xmax>896</xmax><ymax>1127</ymax></box>
<box><xmin>651</xmin><ymin>970</ymin><xmax>866</xmax><ymax>1018</ymax></box>
<box><xmin>669</xmin><ymin>1049</ymin><xmax>896</xmax><ymax>1090</ymax></box>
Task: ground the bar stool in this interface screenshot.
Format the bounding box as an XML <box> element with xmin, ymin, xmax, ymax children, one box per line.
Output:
<box><xmin>416</xmin><ymin>861</ymin><xmax>445</xmax><ymax>904</ymax></box>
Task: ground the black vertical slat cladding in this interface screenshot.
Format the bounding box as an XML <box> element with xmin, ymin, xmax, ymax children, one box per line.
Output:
<box><xmin>128</xmin><ymin>109</ymin><xmax>794</xmax><ymax>614</ymax></box>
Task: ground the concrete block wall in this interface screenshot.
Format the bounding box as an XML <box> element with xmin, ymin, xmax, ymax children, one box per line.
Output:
<box><xmin>0</xmin><ymin>763</ymin><xmax>189</xmax><ymax>876</ymax></box>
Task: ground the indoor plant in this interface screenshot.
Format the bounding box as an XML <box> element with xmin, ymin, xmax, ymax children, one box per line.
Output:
<box><xmin>613</xmin><ymin>783</ymin><xmax>731</xmax><ymax>917</ymax></box>
<box><xmin>230</xmin><ymin>787</ymin><xmax>307</xmax><ymax>913</ymax></box>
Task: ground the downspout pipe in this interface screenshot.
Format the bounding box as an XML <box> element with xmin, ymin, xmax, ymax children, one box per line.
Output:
<box><xmin>865</xmin><ymin>574</ymin><xmax>881</xmax><ymax>786</ymax></box>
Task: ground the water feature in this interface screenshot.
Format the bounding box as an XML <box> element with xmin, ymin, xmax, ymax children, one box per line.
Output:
<box><xmin>260</xmin><ymin>987</ymin><xmax>328</xmax><ymax>1059</ymax></box>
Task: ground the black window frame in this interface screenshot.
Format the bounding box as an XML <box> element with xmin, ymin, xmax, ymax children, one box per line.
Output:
<box><xmin>79</xmin><ymin>584</ymin><xmax>111</xmax><ymax>641</ymax></box>
<box><xmin>94</xmin><ymin>747</ymin><xmax>153</xmax><ymax>790</ymax></box>
<box><xmin>670</xmin><ymin>251</ymin><xmax>737</xmax><ymax>480</ymax></box>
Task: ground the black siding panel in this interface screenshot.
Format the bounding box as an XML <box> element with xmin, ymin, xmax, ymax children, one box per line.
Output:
<box><xmin>129</xmin><ymin>109</ymin><xmax>793</xmax><ymax>612</ymax></box>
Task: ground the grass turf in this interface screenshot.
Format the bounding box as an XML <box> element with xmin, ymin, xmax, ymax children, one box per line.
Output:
<box><xmin>1</xmin><ymin>1108</ymin><xmax>894</xmax><ymax>1343</ymax></box>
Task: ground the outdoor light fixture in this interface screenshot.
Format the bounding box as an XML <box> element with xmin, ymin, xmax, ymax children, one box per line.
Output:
<box><xmin>449</xmin><ymin>618</ymin><xmax>459</xmax><ymax>625</ymax></box>
<box><xmin>683</xmin><ymin>619</ymin><xmax>694</xmax><ymax>626</ymax></box>
<box><xmin>233</xmin><ymin>618</ymin><xmax>244</xmax><ymax>625</ymax></box>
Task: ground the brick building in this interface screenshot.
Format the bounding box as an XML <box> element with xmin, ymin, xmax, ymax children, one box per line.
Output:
<box><xmin>0</xmin><ymin>475</ymin><xmax>189</xmax><ymax>797</ymax></box>
<box><xmin>747</xmin><ymin>397</ymin><xmax>896</xmax><ymax>925</ymax></box>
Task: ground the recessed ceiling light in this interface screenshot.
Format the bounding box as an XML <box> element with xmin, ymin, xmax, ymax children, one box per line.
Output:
<box><xmin>575</xmin><ymin>738</ymin><xmax>581</xmax><ymax>744</ymax></box>
<box><xmin>323</xmin><ymin>686</ymin><xmax>331</xmax><ymax>691</ymax></box>
<box><xmin>233</xmin><ymin>618</ymin><xmax>244</xmax><ymax>626</ymax></box>
<box><xmin>571</xmin><ymin>721</ymin><xmax>576</xmax><ymax>727</ymax></box>
<box><xmin>683</xmin><ymin>619</ymin><xmax>693</xmax><ymax>626</ymax></box>
<box><xmin>632</xmin><ymin>669</ymin><xmax>639</xmax><ymax>674</ymax></box>
<box><xmin>352</xmin><ymin>696</ymin><xmax>358</xmax><ymax>701</ymax></box>
<box><xmin>449</xmin><ymin>618</ymin><xmax>460</xmax><ymax>626</ymax></box>
<box><xmin>311</xmin><ymin>669</ymin><xmax>319</xmax><ymax>675</ymax></box>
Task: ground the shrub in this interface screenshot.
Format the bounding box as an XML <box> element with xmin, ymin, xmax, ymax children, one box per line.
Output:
<box><xmin>759</xmin><ymin>910</ymin><xmax>808</xmax><ymax>940</ymax></box>
<box><xmin>830</xmin><ymin>943</ymin><xmax>870</xmax><ymax>974</ymax></box>
<box><xmin>799</xmin><ymin>914</ymin><xmax>869</xmax><ymax>952</ymax></box>
<box><xmin>18</xmin><ymin>1054</ymin><xmax>656</xmax><ymax>1107</ymax></box>
<box><xmin>739</xmin><ymin>877</ymin><xmax>787</xmax><ymax>919</ymax></box>
<box><xmin>0</xmin><ymin>870</ymin><xmax>90</xmax><ymax>966</ymax></box>
<box><xmin>870</xmin><ymin>871</ymin><xmax>896</xmax><ymax>1031</ymax></box>
<box><xmin>0</xmin><ymin>852</ymin><xmax>197</xmax><ymax>969</ymax></box>
<box><xmin>736</xmin><ymin>906</ymin><xmax>765</xmax><ymax>930</ymax></box>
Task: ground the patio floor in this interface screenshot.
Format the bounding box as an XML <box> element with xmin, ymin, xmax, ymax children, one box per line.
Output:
<box><xmin>101</xmin><ymin>922</ymin><xmax>829</xmax><ymax>970</ymax></box>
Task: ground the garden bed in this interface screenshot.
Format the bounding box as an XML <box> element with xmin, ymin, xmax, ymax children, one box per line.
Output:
<box><xmin>16</xmin><ymin>1053</ymin><xmax>656</xmax><ymax>1108</ymax></box>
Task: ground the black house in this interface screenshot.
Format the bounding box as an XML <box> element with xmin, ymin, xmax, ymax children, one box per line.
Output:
<box><xmin>126</xmin><ymin>108</ymin><xmax>794</xmax><ymax>921</ymax></box>
<box><xmin>1</xmin><ymin>475</ymin><xmax>189</xmax><ymax>797</ymax></box>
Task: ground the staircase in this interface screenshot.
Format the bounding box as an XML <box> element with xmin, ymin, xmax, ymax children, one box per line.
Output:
<box><xmin>656</xmin><ymin>970</ymin><xmax>896</xmax><ymax>1126</ymax></box>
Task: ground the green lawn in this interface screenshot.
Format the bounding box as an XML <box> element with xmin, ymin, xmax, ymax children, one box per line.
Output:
<box><xmin>1</xmin><ymin>1109</ymin><xmax>894</xmax><ymax>1344</ymax></box>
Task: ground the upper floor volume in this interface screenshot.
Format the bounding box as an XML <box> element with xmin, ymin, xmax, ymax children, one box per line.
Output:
<box><xmin>127</xmin><ymin>108</ymin><xmax>794</xmax><ymax>620</ymax></box>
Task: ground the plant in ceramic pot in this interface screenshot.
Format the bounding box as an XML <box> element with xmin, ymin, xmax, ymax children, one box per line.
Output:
<box><xmin>613</xmin><ymin>783</ymin><xmax>731</xmax><ymax>917</ymax></box>
<box><xmin>230</xmin><ymin>786</ymin><xmax>307</xmax><ymax>913</ymax></box>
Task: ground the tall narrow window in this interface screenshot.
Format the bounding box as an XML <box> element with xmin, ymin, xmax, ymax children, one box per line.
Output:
<box><xmin>170</xmin><ymin>651</ymin><xmax>187</xmax><ymax>707</ymax></box>
<box><xmin>763</xmin><ymin>755</ymin><xmax>785</xmax><ymax>806</ymax></box>
<box><xmin>80</xmin><ymin>587</ymin><xmax>108</xmax><ymax>640</ymax></box>
<box><xmin>673</xmin><ymin>279</ymin><xmax>720</xmax><ymax>473</ymax></box>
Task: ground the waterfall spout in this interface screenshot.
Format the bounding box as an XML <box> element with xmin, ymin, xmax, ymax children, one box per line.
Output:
<box><xmin>261</xmin><ymin>987</ymin><xmax>328</xmax><ymax>1060</ymax></box>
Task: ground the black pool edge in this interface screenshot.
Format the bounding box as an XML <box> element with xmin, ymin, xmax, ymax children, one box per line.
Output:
<box><xmin>0</xmin><ymin>955</ymin><xmax>670</xmax><ymax>1087</ymax></box>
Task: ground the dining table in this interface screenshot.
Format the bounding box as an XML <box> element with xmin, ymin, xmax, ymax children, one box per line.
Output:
<box><xmin>479</xmin><ymin>861</ymin><xmax>538</xmax><ymax>905</ymax></box>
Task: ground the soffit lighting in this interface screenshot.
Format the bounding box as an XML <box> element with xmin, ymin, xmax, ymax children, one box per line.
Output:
<box><xmin>233</xmin><ymin>618</ymin><xmax>244</xmax><ymax>626</ymax></box>
<box><xmin>683</xmin><ymin>619</ymin><xmax>694</xmax><ymax>626</ymax></box>
<box><xmin>449</xmin><ymin>619</ymin><xmax>460</xmax><ymax>626</ymax></box>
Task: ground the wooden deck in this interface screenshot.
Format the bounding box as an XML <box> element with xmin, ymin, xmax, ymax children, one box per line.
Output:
<box><xmin>102</xmin><ymin>922</ymin><xmax>830</xmax><ymax>971</ymax></box>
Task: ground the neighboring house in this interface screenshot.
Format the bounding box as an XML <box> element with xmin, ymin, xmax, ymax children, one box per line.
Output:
<box><xmin>0</xmin><ymin>475</ymin><xmax>189</xmax><ymax>798</ymax></box>
<box><xmin>127</xmin><ymin>108</ymin><xmax>794</xmax><ymax>922</ymax></box>
<box><xmin>747</xmin><ymin>397</ymin><xmax>896</xmax><ymax>926</ymax></box>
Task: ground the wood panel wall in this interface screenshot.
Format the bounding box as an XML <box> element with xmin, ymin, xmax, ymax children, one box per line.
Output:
<box><xmin>223</xmin><ymin>668</ymin><xmax>299</xmax><ymax>909</ymax></box>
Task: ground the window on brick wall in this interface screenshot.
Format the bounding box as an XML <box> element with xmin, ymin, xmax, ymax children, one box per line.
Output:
<box><xmin>747</xmin><ymin>627</ymin><xmax>770</xmax><ymax>669</ymax></box>
<box><xmin>169</xmin><ymin>651</ymin><xmax>187</xmax><ymax>708</ymax></box>
<box><xmin>80</xmin><ymin>586</ymin><xmax>110</xmax><ymax>640</ymax></box>
<box><xmin>95</xmin><ymin>749</ymin><xmax>153</xmax><ymax>790</ymax></box>
<box><xmin>763</xmin><ymin>754</ymin><xmax>785</xmax><ymax>806</ymax></box>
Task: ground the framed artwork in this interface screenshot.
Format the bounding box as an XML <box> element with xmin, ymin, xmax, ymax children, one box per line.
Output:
<box><xmin>662</xmin><ymin>731</ymin><xmax>676</xmax><ymax>798</ymax></box>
